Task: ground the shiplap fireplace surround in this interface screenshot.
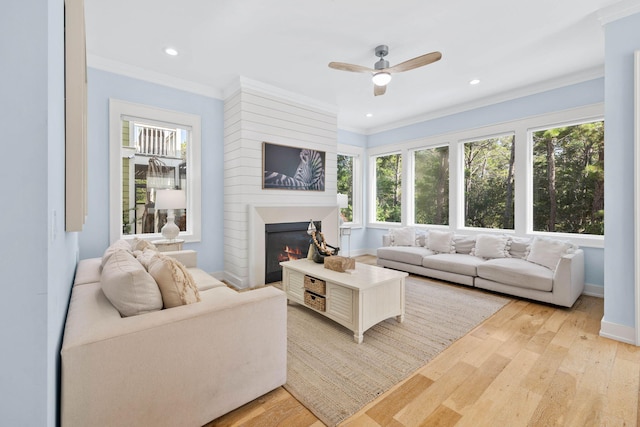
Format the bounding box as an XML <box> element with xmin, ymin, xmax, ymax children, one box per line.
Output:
<box><xmin>223</xmin><ymin>78</ymin><xmax>339</xmax><ymax>289</ymax></box>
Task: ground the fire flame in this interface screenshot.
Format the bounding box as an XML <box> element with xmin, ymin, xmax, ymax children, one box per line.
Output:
<box><xmin>277</xmin><ymin>245</ymin><xmax>304</xmax><ymax>262</ymax></box>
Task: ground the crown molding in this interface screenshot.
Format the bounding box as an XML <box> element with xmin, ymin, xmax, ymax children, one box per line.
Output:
<box><xmin>87</xmin><ymin>54</ymin><xmax>222</xmax><ymax>99</ymax></box>
<box><xmin>598</xmin><ymin>0</ymin><xmax>640</xmax><ymax>26</ymax></box>
<box><xmin>362</xmin><ymin>65</ymin><xmax>604</xmax><ymax>135</ymax></box>
<box><xmin>223</xmin><ymin>76</ymin><xmax>338</xmax><ymax>116</ymax></box>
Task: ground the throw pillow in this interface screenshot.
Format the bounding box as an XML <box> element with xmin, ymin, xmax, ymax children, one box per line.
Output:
<box><xmin>135</xmin><ymin>247</ymin><xmax>160</xmax><ymax>270</ymax></box>
<box><xmin>509</xmin><ymin>237</ymin><xmax>531</xmax><ymax>259</ymax></box>
<box><xmin>415</xmin><ymin>230</ymin><xmax>428</xmax><ymax>247</ymax></box>
<box><xmin>100</xmin><ymin>249</ymin><xmax>163</xmax><ymax>317</ymax></box>
<box><xmin>148</xmin><ymin>253</ymin><xmax>201</xmax><ymax>308</ymax></box>
<box><xmin>471</xmin><ymin>234</ymin><xmax>510</xmax><ymax>259</ymax></box>
<box><xmin>101</xmin><ymin>239</ymin><xmax>133</xmax><ymax>269</ymax></box>
<box><xmin>427</xmin><ymin>230</ymin><xmax>455</xmax><ymax>253</ymax></box>
<box><xmin>130</xmin><ymin>237</ymin><xmax>158</xmax><ymax>253</ymax></box>
<box><xmin>453</xmin><ymin>235</ymin><xmax>476</xmax><ymax>255</ymax></box>
<box><xmin>526</xmin><ymin>237</ymin><xmax>576</xmax><ymax>272</ymax></box>
<box><xmin>390</xmin><ymin>227</ymin><xmax>415</xmax><ymax>246</ymax></box>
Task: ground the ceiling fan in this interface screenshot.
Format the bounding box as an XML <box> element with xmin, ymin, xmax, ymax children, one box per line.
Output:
<box><xmin>328</xmin><ymin>45</ymin><xmax>442</xmax><ymax>96</ymax></box>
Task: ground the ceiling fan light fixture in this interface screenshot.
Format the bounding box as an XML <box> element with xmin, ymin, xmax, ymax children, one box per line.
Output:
<box><xmin>164</xmin><ymin>47</ymin><xmax>179</xmax><ymax>56</ymax></box>
<box><xmin>372</xmin><ymin>72</ymin><xmax>392</xmax><ymax>86</ymax></box>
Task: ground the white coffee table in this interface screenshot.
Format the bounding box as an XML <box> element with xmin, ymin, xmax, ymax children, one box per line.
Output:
<box><xmin>280</xmin><ymin>258</ymin><xmax>408</xmax><ymax>343</ymax></box>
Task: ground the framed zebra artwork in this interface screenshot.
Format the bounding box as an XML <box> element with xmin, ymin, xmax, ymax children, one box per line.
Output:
<box><xmin>262</xmin><ymin>142</ymin><xmax>326</xmax><ymax>191</ymax></box>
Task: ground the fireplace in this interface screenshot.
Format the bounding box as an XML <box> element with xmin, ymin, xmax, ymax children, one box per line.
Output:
<box><xmin>264</xmin><ymin>221</ymin><xmax>320</xmax><ymax>283</ymax></box>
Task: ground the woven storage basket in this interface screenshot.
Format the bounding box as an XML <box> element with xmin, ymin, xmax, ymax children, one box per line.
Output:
<box><xmin>304</xmin><ymin>275</ymin><xmax>326</xmax><ymax>295</ymax></box>
<box><xmin>304</xmin><ymin>290</ymin><xmax>326</xmax><ymax>312</ymax></box>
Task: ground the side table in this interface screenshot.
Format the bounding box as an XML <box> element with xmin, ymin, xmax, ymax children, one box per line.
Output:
<box><xmin>152</xmin><ymin>239</ymin><xmax>184</xmax><ymax>252</ymax></box>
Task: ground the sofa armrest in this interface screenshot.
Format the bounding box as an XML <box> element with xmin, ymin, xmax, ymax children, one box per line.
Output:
<box><xmin>552</xmin><ymin>249</ymin><xmax>585</xmax><ymax>307</ymax></box>
<box><xmin>163</xmin><ymin>249</ymin><xmax>197</xmax><ymax>268</ymax></box>
<box><xmin>382</xmin><ymin>234</ymin><xmax>392</xmax><ymax>247</ymax></box>
<box><xmin>61</xmin><ymin>285</ymin><xmax>287</xmax><ymax>426</ymax></box>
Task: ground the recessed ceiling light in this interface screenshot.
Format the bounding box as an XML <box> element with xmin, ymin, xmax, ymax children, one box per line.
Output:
<box><xmin>365</xmin><ymin>113</ymin><xmax>373</xmax><ymax>118</ymax></box>
<box><xmin>164</xmin><ymin>47</ymin><xmax>179</xmax><ymax>56</ymax></box>
<box><xmin>469</xmin><ymin>79</ymin><xmax>480</xmax><ymax>85</ymax></box>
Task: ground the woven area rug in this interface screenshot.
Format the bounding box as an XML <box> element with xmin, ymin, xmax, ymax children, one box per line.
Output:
<box><xmin>283</xmin><ymin>275</ymin><xmax>511</xmax><ymax>426</ymax></box>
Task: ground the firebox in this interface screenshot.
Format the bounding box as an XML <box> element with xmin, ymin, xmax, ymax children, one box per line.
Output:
<box><xmin>264</xmin><ymin>221</ymin><xmax>321</xmax><ymax>283</ymax></box>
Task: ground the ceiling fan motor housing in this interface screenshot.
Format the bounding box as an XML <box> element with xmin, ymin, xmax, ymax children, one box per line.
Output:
<box><xmin>375</xmin><ymin>45</ymin><xmax>389</xmax><ymax>58</ymax></box>
<box><xmin>374</xmin><ymin>45</ymin><xmax>390</xmax><ymax>70</ymax></box>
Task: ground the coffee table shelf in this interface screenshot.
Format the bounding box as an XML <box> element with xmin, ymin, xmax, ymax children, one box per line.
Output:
<box><xmin>280</xmin><ymin>259</ymin><xmax>407</xmax><ymax>343</ymax></box>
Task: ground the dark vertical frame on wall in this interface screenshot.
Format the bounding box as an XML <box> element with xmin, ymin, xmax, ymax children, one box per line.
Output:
<box><xmin>262</xmin><ymin>142</ymin><xmax>326</xmax><ymax>191</ymax></box>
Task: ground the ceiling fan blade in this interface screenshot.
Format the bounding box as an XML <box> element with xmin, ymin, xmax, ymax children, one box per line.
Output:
<box><xmin>374</xmin><ymin>84</ymin><xmax>386</xmax><ymax>96</ymax></box>
<box><xmin>328</xmin><ymin>62</ymin><xmax>374</xmax><ymax>73</ymax></box>
<box><xmin>386</xmin><ymin>51</ymin><xmax>442</xmax><ymax>73</ymax></box>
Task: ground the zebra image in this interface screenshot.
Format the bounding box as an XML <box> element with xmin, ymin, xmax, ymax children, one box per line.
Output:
<box><xmin>263</xmin><ymin>148</ymin><xmax>325</xmax><ymax>190</ymax></box>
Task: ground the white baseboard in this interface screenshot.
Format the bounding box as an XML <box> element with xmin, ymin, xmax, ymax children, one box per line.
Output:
<box><xmin>583</xmin><ymin>283</ymin><xmax>604</xmax><ymax>298</ymax></box>
<box><xmin>222</xmin><ymin>270</ymin><xmax>250</xmax><ymax>290</ymax></box>
<box><xmin>600</xmin><ymin>319</ymin><xmax>636</xmax><ymax>344</ymax></box>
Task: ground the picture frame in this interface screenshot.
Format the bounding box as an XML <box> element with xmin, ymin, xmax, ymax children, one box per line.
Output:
<box><xmin>65</xmin><ymin>0</ymin><xmax>88</xmax><ymax>231</ymax></box>
<box><xmin>262</xmin><ymin>142</ymin><xmax>326</xmax><ymax>191</ymax></box>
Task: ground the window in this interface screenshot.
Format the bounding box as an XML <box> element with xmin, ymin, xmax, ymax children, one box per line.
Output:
<box><xmin>413</xmin><ymin>146</ymin><xmax>449</xmax><ymax>225</ymax></box>
<box><xmin>531</xmin><ymin>120</ymin><xmax>604</xmax><ymax>235</ymax></box>
<box><xmin>374</xmin><ymin>153</ymin><xmax>402</xmax><ymax>223</ymax></box>
<box><xmin>463</xmin><ymin>134</ymin><xmax>515</xmax><ymax>230</ymax></box>
<box><xmin>121</xmin><ymin>122</ymin><xmax>188</xmax><ymax>236</ymax></box>
<box><xmin>337</xmin><ymin>154</ymin><xmax>354</xmax><ymax>222</ymax></box>
<box><xmin>109</xmin><ymin>99</ymin><xmax>201</xmax><ymax>243</ymax></box>
<box><xmin>337</xmin><ymin>144</ymin><xmax>363</xmax><ymax>227</ymax></box>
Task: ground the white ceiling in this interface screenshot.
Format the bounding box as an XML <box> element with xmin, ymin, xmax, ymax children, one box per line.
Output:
<box><xmin>85</xmin><ymin>0</ymin><xmax>628</xmax><ymax>134</ymax></box>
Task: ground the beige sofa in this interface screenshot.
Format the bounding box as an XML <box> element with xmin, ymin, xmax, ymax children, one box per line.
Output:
<box><xmin>377</xmin><ymin>229</ymin><xmax>585</xmax><ymax>307</ymax></box>
<box><xmin>61</xmin><ymin>249</ymin><xmax>287</xmax><ymax>427</ymax></box>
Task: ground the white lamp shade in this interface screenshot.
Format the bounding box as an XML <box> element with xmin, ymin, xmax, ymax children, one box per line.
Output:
<box><xmin>337</xmin><ymin>193</ymin><xmax>349</xmax><ymax>209</ymax></box>
<box><xmin>155</xmin><ymin>189</ymin><xmax>186</xmax><ymax>210</ymax></box>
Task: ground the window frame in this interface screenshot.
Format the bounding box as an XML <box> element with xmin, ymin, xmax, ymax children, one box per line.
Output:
<box><xmin>366</xmin><ymin>103</ymin><xmax>604</xmax><ymax>248</ymax></box>
<box><xmin>337</xmin><ymin>144</ymin><xmax>364</xmax><ymax>228</ymax></box>
<box><xmin>527</xmin><ymin>117</ymin><xmax>605</xmax><ymax>238</ymax></box>
<box><xmin>409</xmin><ymin>143</ymin><xmax>451</xmax><ymax>227</ymax></box>
<box><xmin>459</xmin><ymin>131</ymin><xmax>516</xmax><ymax>232</ymax></box>
<box><xmin>109</xmin><ymin>99</ymin><xmax>202</xmax><ymax>243</ymax></box>
<box><xmin>368</xmin><ymin>148</ymin><xmax>404</xmax><ymax>227</ymax></box>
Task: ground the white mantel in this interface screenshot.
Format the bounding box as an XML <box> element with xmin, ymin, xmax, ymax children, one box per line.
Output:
<box><xmin>248</xmin><ymin>205</ymin><xmax>339</xmax><ymax>287</ymax></box>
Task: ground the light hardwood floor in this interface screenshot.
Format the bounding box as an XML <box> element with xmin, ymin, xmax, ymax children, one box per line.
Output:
<box><xmin>207</xmin><ymin>257</ymin><xmax>639</xmax><ymax>427</ymax></box>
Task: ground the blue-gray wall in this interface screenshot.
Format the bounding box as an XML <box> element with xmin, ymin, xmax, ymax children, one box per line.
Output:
<box><xmin>603</xmin><ymin>12</ymin><xmax>640</xmax><ymax>329</ymax></box>
<box><xmin>80</xmin><ymin>69</ymin><xmax>225</xmax><ymax>274</ymax></box>
<box><xmin>0</xmin><ymin>0</ymin><xmax>79</xmax><ymax>424</ymax></box>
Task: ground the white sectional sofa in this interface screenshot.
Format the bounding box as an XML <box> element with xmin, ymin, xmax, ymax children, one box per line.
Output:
<box><xmin>377</xmin><ymin>228</ymin><xmax>585</xmax><ymax>307</ymax></box>
<box><xmin>61</xmin><ymin>246</ymin><xmax>287</xmax><ymax>427</ymax></box>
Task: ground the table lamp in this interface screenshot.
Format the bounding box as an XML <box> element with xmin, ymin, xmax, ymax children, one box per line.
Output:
<box><xmin>155</xmin><ymin>189</ymin><xmax>186</xmax><ymax>240</ymax></box>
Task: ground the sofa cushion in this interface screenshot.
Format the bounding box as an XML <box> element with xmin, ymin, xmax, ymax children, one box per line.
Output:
<box><xmin>426</xmin><ymin>230</ymin><xmax>455</xmax><ymax>253</ymax></box>
<box><xmin>101</xmin><ymin>239</ymin><xmax>133</xmax><ymax>269</ymax></box>
<box><xmin>453</xmin><ymin>235</ymin><xmax>476</xmax><ymax>255</ymax></box>
<box><xmin>526</xmin><ymin>237</ymin><xmax>576</xmax><ymax>272</ymax></box>
<box><xmin>188</xmin><ymin>268</ymin><xmax>227</xmax><ymax>291</ymax></box>
<box><xmin>389</xmin><ymin>227</ymin><xmax>415</xmax><ymax>246</ymax></box>
<box><xmin>477</xmin><ymin>258</ymin><xmax>553</xmax><ymax>292</ymax></box>
<box><xmin>148</xmin><ymin>253</ymin><xmax>201</xmax><ymax>308</ymax></box>
<box><xmin>421</xmin><ymin>254</ymin><xmax>485</xmax><ymax>276</ymax></box>
<box><xmin>377</xmin><ymin>246</ymin><xmax>435</xmax><ymax>266</ymax></box>
<box><xmin>471</xmin><ymin>234</ymin><xmax>510</xmax><ymax>259</ymax></box>
<box><xmin>100</xmin><ymin>249</ymin><xmax>163</xmax><ymax>317</ymax></box>
<box><xmin>74</xmin><ymin>258</ymin><xmax>103</xmax><ymax>286</ymax></box>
